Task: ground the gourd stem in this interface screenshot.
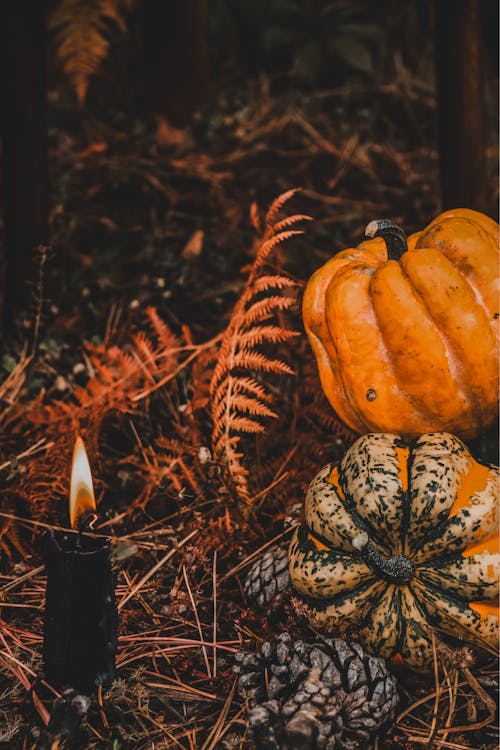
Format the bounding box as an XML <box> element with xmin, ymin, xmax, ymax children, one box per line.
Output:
<box><xmin>364</xmin><ymin>219</ymin><xmax>408</xmax><ymax>261</ymax></box>
<box><xmin>353</xmin><ymin>533</ymin><xmax>414</xmax><ymax>584</ymax></box>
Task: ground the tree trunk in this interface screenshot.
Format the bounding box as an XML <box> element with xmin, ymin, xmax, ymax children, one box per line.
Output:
<box><xmin>140</xmin><ymin>0</ymin><xmax>209</xmax><ymax>128</ymax></box>
<box><xmin>1</xmin><ymin>0</ymin><xmax>49</xmax><ymax>330</ymax></box>
<box><xmin>435</xmin><ymin>0</ymin><xmax>491</xmax><ymax>215</ymax></box>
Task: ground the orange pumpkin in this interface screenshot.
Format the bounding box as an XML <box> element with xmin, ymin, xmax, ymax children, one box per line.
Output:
<box><xmin>303</xmin><ymin>209</ymin><xmax>499</xmax><ymax>438</ymax></box>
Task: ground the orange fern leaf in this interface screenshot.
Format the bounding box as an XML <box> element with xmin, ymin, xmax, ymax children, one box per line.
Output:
<box><xmin>254</xmin><ymin>229</ymin><xmax>306</xmax><ymax>270</ymax></box>
<box><xmin>50</xmin><ymin>0</ymin><xmax>132</xmax><ymax>104</ymax></box>
<box><xmin>244</xmin><ymin>296</ymin><xmax>296</xmax><ymax>325</ymax></box>
<box><xmin>231</xmin><ymin>351</ymin><xmax>295</xmax><ymax>374</ymax></box>
<box><xmin>264</xmin><ymin>188</ymin><xmax>303</xmax><ymax>227</ymax></box>
<box><xmin>214</xmin><ymin>394</ymin><xmax>276</xmax><ymax>420</ymax></box>
<box><xmin>10</xmin><ymin>307</ymin><xmax>183</xmax><ymax>516</ymax></box>
<box><xmin>23</xmin><ymin>309</ymin><xmax>180</xmax><ymax>433</ymax></box>
<box><xmin>127</xmin><ymin>433</ymin><xmax>206</xmax><ymax>510</ymax></box>
<box><xmin>252</xmin><ymin>275</ymin><xmax>299</xmax><ymax>294</ymax></box>
<box><xmin>238</xmin><ymin>326</ymin><xmax>298</xmax><ymax>348</ymax></box>
<box><xmin>145</xmin><ymin>306</ymin><xmax>179</xmax><ymax>352</ymax></box>
<box><xmin>230</xmin><ymin>377</ymin><xmax>274</xmax><ymax>401</ymax></box>
<box><xmin>209</xmin><ymin>190</ymin><xmax>310</xmax><ymax>503</ymax></box>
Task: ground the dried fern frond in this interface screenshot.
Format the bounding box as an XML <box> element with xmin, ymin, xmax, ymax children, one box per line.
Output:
<box><xmin>22</xmin><ymin>344</ymin><xmax>144</xmax><ymax>441</ymax></box>
<box><xmin>0</xmin><ymin>504</ymin><xmax>30</xmax><ymax>562</ymax></box>
<box><xmin>21</xmin><ymin>307</ymin><xmax>179</xmax><ymax>433</ymax></box>
<box><xmin>50</xmin><ymin>0</ymin><xmax>133</xmax><ymax>104</ymax></box>
<box><xmin>209</xmin><ymin>190</ymin><xmax>311</xmax><ymax>503</ymax></box>
<box><xmin>13</xmin><ymin>430</ymin><xmax>79</xmax><ymax>519</ymax></box>
<box><xmin>9</xmin><ymin>308</ymin><xmax>181</xmax><ymax>515</ymax></box>
<box><xmin>132</xmin><ymin>306</ymin><xmax>179</xmax><ymax>378</ymax></box>
<box><xmin>127</xmin><ymin>434</ymin><xmax>206</xmax><ymax>511</ymax></box>
<box><xmin>0</xmin><ymin>351</ymin><xmax>32</xmax><ymax>429</ymax></box>
<box><xmin>189</xmin><ymin>345</ymin><xmax>219</xmax><ymax>414</ymax></box>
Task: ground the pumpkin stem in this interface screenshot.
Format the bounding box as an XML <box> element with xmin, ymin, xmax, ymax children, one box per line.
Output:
<box><xmin>353</xmin><ymin>533</ymin><xmax>414</xmax><ymax>584</ymax></box>
<box><xmin>364</xmin><ymin>219</ymin><xmax>408</xmax><ymax>261</ymax></box>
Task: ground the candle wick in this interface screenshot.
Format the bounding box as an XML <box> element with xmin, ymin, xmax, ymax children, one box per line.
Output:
<box><xmin>76</xmin><ymin>511</ymin><xmax>99</xmax><ymax>537</ymax></box>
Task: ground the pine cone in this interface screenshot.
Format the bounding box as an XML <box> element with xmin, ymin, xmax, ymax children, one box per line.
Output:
<box><xmin>235</xmin><ymin>633</ymin><xmax>399</xmax><ymax>750</ymax></box>
<box><xmin>244</xmin><ymin>543</ymin><xmax>290</xmax><ymax>608</ymax></box>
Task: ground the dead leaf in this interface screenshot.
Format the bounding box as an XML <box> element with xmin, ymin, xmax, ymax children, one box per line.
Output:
<box><xmin>182</xmin><ymin>230</ymin><xmax>204</xmax><ymax>260</ymax></box>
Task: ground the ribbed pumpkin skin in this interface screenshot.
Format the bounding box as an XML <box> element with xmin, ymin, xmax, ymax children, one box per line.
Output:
<box><xmin>288</xmin><ymin>432</ymin><xmax>499</xmax><ymax>670</ymax></box>
<box><xmin>303</xmin><ymin>209</ymin><xmax>499</xmax><ymax>439</ymax></box>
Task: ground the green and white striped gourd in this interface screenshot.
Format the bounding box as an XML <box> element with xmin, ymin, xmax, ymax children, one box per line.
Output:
<box><xmin>289</xmin><ymin>432</ymin><xmax>499</xmax><ymax>669</ymax></box>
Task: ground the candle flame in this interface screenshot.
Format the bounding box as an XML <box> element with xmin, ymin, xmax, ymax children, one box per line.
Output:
<box><xmin>70</xmin><ymin>436</ymin><xmax>96</xmax><ymax>529</ymax></box>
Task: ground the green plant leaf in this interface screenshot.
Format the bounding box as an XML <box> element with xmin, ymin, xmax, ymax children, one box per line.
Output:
<box><xmin>328</xmin><ymin>35</ymin><xmax>374</xmax><ymax>73</ymax></box>
<box><xmin>294</xmin><ymin>40</ymin><xmax>324</xmax><ymax>85</ymax></box>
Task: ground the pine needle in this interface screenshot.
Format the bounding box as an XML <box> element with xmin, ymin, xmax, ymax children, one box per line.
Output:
<box><xmin>200</xmin><ymin>678</ymin><xmax>238</xmax><ymax>750</ymax></box>
<box><xmin>118</xmin><ymin>529</ymin><xmax>197</xmax><ymax>610</ymax></box>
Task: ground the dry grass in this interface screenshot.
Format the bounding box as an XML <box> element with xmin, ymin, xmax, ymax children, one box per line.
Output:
<box><xmin>0</xmin><ymin>70</ymin><xmax>498</xmax><ymax>749</ymax></box>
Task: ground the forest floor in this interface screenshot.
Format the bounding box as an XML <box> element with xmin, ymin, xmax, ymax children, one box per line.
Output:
<box><xmin>0</xmin><ymin>70</ymin><xmax>498</xmax><ymax>749</ymax></box>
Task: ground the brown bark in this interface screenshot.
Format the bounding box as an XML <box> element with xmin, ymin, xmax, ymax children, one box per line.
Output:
<box><xmin>1</xmin><ymin>0</ymin><xmax>49</xmax><ymax>330</ymax></box>
<box><xmin>140</xmin><ymin>0</ymin><xmax>209</xmax><ymax>128</ymax></box>
<box><xmin>435</xmin><ymin>0</ymin><xmax>491</xmax><ymax>215</ymax></box>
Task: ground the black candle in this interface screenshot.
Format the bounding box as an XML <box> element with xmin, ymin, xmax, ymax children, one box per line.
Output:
<box><xmin>42</xmin><ymin>437</ymin><xmax>117</xmax><ymax>694</ymax></box>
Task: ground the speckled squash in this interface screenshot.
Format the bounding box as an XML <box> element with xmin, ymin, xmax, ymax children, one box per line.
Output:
<box><xmin>288</xmin><ymin>432</ymin><xmax>499</xmax><ymax>670</ymax></box>
<box><xmin>302</xmin><ymin>209</ymin><xmax>499</xmax><ymax>439</ymax></box>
